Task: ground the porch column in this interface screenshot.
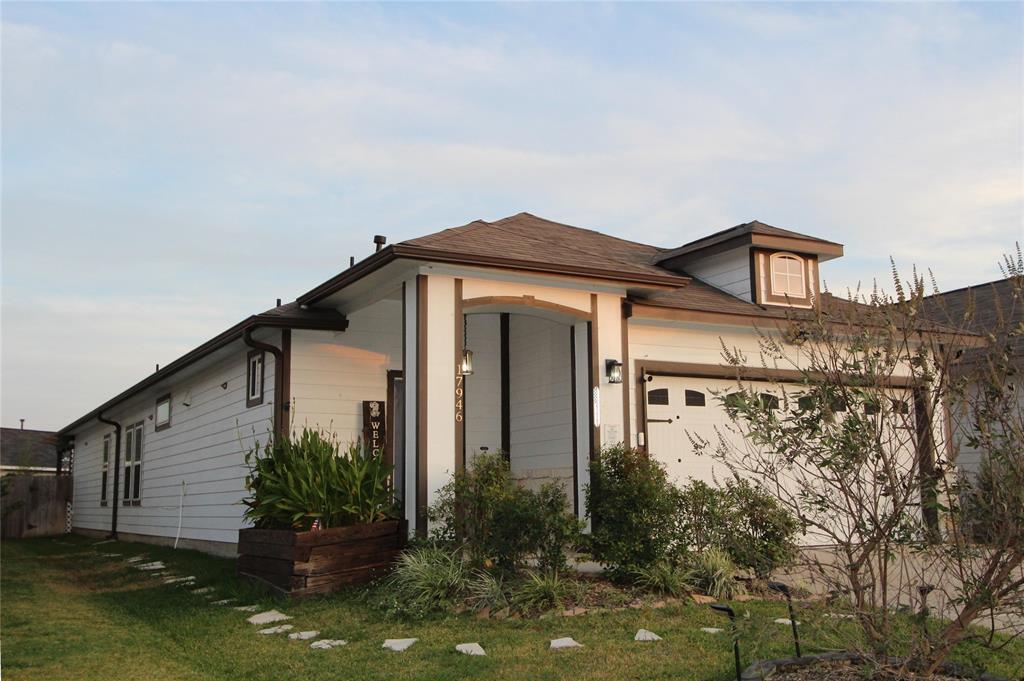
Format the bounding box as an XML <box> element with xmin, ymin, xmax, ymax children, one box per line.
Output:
<box><xmin>592</xmin><ymin>293</ymin><xmax>627</xmax><ymax>447</ymax></box>
<box><xmin>404</xmin><ymin>274</ymin><xmax>458</xmax><ymax>537</ymax></box>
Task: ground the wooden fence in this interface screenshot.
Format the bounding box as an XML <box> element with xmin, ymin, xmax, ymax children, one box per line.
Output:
<box><xmin>1</xmin><ymin>475</ymin><xmax>72</xmax><ymax>539</ymax></box>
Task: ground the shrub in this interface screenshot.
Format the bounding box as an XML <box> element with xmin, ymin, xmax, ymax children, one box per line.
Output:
<box><xmin>632</xmin><ymin>560</ymin><xmax>690</xmax><ymax>597</ymax></box>
<box><xmin>686</xmin><ymin>547</ymin><xmax>744</xmax><ymax>600</ymax></box>
<box><xmin>720</xmin><ymin>479</ymin><xmax>798</xmax><ymax>579</ymax></box>
<box><xmin>242</xmin><ymin>427</ymin><xmax>395</xmax><ymax>530</ymax></box>
<box><xmin>673</xmin><ymin>479</ymin><xmax>798</xmax><ymax>579</ymax></box>
<box><xmin>429</xmin><ymin>452</ymin><xmax>580</xmax><ymax>573</ymax></box>
<box><xmin>465</xmin><ymin>569</ymin><xmax>509</xmax><ymax>613</ymax></box>
<box><xmin>585</xmin><ymin>444</ymin><xmax>680</xmax><ymax>580</ymax></box>
<box><xmin>512</xmin><ymin>570</ymin><xmax>572</xmax><ymax>613</ymax></box>
<box><xmin>384</xmin><ymin>546</ymin><xmax>468</xmax><ymax>618</ymax></box>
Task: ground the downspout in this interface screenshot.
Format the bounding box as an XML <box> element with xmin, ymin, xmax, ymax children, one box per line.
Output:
<box><xmin>97</xmin><ymin>413</ymin><xmax>122</xmax><ymax>539</ymax></box>
<box><xmin>243</xmin><ymin>327</ymin><xmax>286</xmax><ymax>439</ymax></box>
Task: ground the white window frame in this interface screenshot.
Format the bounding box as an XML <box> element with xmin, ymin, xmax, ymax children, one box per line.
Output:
<box><xmin>123</xmin><ymin>421</ymin><xmax>144</xmax><ymax>505</ymax></box>
<box><xmin>246</xmin><ymin>350</ymin><xmax>265</xmax><ymax>407</ymax></box>
<box><xmin>100</xmin><ymin>435</ymin><xmax>110</xmax><ymax>506</ymax></box>
<box><xmin>770</xmin><ymin>252</ymin><xmax>806</xmax><ymax>298</ymax></box>
<box><xmin>155</xmin><ymin>394</ymin><xmax>171</xmax><ymax>431</ymax></box>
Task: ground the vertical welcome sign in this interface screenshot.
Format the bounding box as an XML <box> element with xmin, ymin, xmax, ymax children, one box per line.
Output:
<box><xmin>361</xmin><ymin>400</ymin><xmax>386</xmax><ymax>457</ymax></box>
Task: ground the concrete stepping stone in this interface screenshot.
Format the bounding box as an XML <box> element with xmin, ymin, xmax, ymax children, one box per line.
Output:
<box><xmin>190</xmin><ymin>587</ymin><xmax>215</xmax><ymax>595</ymax></box>
<box><xmin>700</xmin><ymin>627</ymin><xmax>724</xmax><ymax>634</ymax></box>
<box><xmin>233</xmin><ymin>605</ymin><xmax>259</xmax><ymax>612</ymax></box>
<box><xmin>136</xmin><ymin>561</ymin><xmax>165</xmax><ymax>571</ymax></box>
<box><xmin>125</xmin><ymin>556</ymin><xmax>147</xmax><ymax>563</ymax></box>
<box><xmin>164</xmin><ymin>576</ymin><xmax>196</xmax><ymax>584</ymax></box>
<box><xmin>287</xmin><ymin>630</ymin><xmax>319</xmax><ymax>640</ymax></box>
<box><xmin>248</xmin><ymin>610</ymin><xmax>291</xmax><ymax>625</ymax></box>
<box><xmin>774</xmin><ymin>618</ymin><xmax>800</xmax><ymax>625</ymax></box>
<box><xmin>383</xmin><ymin>638</ymin><xmax>418</xmax><ymax>652</ymax></box>
<box><xmin>310</xmin><ymin>639</ymin><xmax>347</xmax><ymax>650</ymax></box>
<box><xmin>635</xmin><ymin>629</ymin><xmax>662</xmax><ymax>642</ymax></box>
<box><xmin>93</xmin><ymin>539</ymin><xmax>116</xmax><ymax>545</ymax></box>
<box><xmin>550</xmin><ymin>637</ymin><xmax>584</xmax><ymax>650</ymax></box>
<box><xmin>456</xmin><ymin>642</ymin><xmax>486</xmax><ymax>656</ymax></box>
<box><xmin>258</xmin><ymin>625</ymin><xmax>294</xmax><ymax>635</ymax></box>
<box><xmin>210</xmin><ymin>599</ymin><xmax>235</xmax><ymax>606</ymax></box>
<box><xmin>99</xmin><ymin>553</ymin><xmax>122</xmax><ymax>558</ymax></box>
<box><xmin>824</xmin><ymin>613</ymin><xmax>855</xmax><ymax>619</ymax></box>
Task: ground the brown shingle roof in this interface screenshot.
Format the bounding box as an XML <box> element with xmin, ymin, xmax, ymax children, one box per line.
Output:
<box><xmin>655</xmin><ymin>219</ymin><xmax>844</xmax><ymax>264</ymax></box>
<box><xmin>1</xmin><ymin>428</ymin><xmax>58</xmax><ymax>469</ymax></box>
<box><xmin>401</xmin><ymin>212</ymin><xmax>688</xmax><ymax>285</ymax></box>
<box><xmin>923</xmin><ymin>277</ymin><xmax>1023</xmax><ymax>361</ymax></box>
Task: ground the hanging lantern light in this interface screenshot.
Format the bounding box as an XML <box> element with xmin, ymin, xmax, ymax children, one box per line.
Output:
<box><xmin>460</xmin><ymin>315</ymin><xmax>474</xmax><ymax>375</ymax></box>
<box><xmin>605</xmin><ymin>359</ymin><xmax>623</xmax><ymax>384</ymax></box>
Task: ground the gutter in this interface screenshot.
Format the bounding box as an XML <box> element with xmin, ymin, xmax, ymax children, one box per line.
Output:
<box><xmin>296</xmin><ymin>244</ymin><xmax>691</xmax><ymax>307</ymax></box>
<box><xmin>96</xmin><ymin>413</ymin><xmax>121</xmax><ymax>539</ymax></box>
<box><xmin>243</xmin><ymin>327</ymin><xmax>287</xmax><ymax>438</ymax></box>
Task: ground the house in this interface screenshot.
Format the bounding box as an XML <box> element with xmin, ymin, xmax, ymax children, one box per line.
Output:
<box><xmin>61</xmin><ymin>212</ymin><xmax>932</xmax><ymax>556</ymax></box>
<box><xmin>923</xmin><ymin>277</ymin><xmax>1023</xmax><ymax>476</ymax></box>
<box><xmin>1</xmin><ymin>427</ymin><xmax>59</xmax><ymax>476</ymax></box>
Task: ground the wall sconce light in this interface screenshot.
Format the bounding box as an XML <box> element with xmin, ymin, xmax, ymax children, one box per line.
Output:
<box><xmin>460</xmin><ymin>315</ymin><xmax>474</xmax><ymax>375</ymax></box>
<box><xmin>606</xmin><ymin>359</ymin><xmax>623</xmax><ymax>384</ymax></box>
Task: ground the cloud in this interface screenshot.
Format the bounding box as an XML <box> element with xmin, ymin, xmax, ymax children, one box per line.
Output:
<box><xmin>1</xmin><ymin>2</ymin><xmax>1021</xmax><ymax>427</ymax></box>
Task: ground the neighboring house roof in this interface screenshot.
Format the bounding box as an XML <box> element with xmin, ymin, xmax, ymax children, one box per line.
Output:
<box><xmin>1</xmin><ymin>428</ymin><xmax>58</xmax><ymax>470</ymax></box>
<box><xmin>59</xmin><ymin>303</ymin><xmax>349</xmax><ymax>436</ymax></box>
<box><xmin>923</xmin><ymin>277</ymin><xmax>1023</xmax><ymax>362</ymax></box>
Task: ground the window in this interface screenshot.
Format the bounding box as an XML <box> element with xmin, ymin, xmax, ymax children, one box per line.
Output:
<box><xmin>155</xmin><ymin>394</ymin><xmax>171</xmax><ymax>431</ymax></box>
<box><xmin>100</xmin><ymin>435</ymin><xmax>110</xmax><ymax>506</ymax></box>
<box><xmin>684</xmin><ymin>389</ymin><xmax>706</xmax><ymax>407</ymax></box>
<box><xmin>647</xmin><ymin>388</ymin><xmax>669</xmax><ymax>405</ymax></box>
<box><xmin>770</xmin><ymin>253</ymin><xmax>806</xmax><ymax>298</ymax></box>
<box><xmin>123</xmin><ymin>421</ymin><xmax>144</xmax><ymax>505</ymax></box>
<box><xmin>247</xmin><ymin>350</ymin><xmax>265</xmax><ymax>407</ymax></box>
<box><xmin>760</xmin><ymin>393</ymin><xmax>780</xmax><ymax>411</ymax></box>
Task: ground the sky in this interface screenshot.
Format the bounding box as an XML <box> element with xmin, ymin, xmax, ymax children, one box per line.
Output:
<box><xmin>2</xmin><ymin>2</ymin><xmax>1022</xmax><ymax>431</ymax></box>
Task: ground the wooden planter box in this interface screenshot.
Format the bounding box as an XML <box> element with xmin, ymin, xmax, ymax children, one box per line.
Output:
<box><xmin>237</xmin><ymin>519</ymin><xmax>406</xmax><ymax>598</ymax></box>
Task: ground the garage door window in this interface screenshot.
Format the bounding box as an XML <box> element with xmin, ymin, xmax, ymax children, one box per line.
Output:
<box><xmin>760</xmin><ymin>393</ymin><xmax>780</xmax><ymax>411</ymax></box>
<box><xmin>647</xmin><ymin>388</ymin><xmax>669</xmax><ymax>405</ymax></box>
<box><xmin>684</xmin><ymin>390</ymin><xmax>705</xmax><ymax>407</ymax></box>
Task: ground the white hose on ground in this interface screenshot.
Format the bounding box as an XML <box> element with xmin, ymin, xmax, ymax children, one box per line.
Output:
<box><xmin>173</xmin><ymin>480</ymin><xmax>186</xmax><ymax>549</ymax></box>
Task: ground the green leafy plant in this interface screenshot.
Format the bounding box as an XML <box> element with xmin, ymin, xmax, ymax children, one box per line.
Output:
<box><xmin>673</xmin><ymin>479</ymin><xmax>798</xmax><ymax>579</ymax></box>
<box><xmin>428</xmin><ymin>452</ymin><xmax>579</xmax><ymax>573</ymax></box>
<box><xmin>242</xmin><ymin>427</ymin><xmax>396</xmax><ymax>530</ymax></box>
<box><xmin>512</xmin><ymin>569</ymin><xmax>572</xmax><ymax>613</ymax></box>
<box><xmin>465</xmin><ymin>569</ymin><xmax>509</xmax><ymax>613</ymax></box>
<box><xmin>384</xmin><ymin>545</ymin><xmax>468</xmax><ymax>618</ymax></box>
<box><xmin>632</xmin><ymin>560</ymin><xmax>690</xmax><ymax>597</ymax></box>
<box><xmin>686</xmin><ymin>547</ymin><xmax>744</xmax><ymax>601</ymax></box>
<box><xmin>585</xmin><ymin>444</ymin><xmax>680</xmax><ymax>580</ymax></box>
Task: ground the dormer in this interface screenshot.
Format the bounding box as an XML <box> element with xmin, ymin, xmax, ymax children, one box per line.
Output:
<box><xmin>655</xmin><ymin>220</ymin><xmax>844</xmax><ymax>308</ymax></box>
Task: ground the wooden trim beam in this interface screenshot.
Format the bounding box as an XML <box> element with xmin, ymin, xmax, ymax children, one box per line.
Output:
<box><xmin>415</xmin><ymin>275</ymin><xmax>428</xmax><ymax>537</ymax></box>
<box><xmin>463</xmin><ymin>295</ymin><xmax>589</xmax><ymax>320</ymax></box>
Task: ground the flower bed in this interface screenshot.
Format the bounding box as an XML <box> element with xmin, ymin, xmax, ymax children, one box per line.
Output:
<box><xmin>237</xmin><ymin>519</ymin><xmax>406</xmax><ymax>598</ymax></box>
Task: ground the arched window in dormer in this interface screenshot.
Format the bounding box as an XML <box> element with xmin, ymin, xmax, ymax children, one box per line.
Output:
<box><xmin>770</xmin><ymin>252</ymin><xmax>806</xmax><ymax>298</ymax></box>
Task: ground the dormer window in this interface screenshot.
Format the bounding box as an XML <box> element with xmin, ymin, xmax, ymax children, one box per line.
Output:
<box><xmin>753</xmin><ymin>249</ymin><xmax>817</xmax><ymax>308</ymax></box>
<box><xmin>770</xmin><ymin>253</ymin><xmax>806</xmax><ymax>298</ymax></box>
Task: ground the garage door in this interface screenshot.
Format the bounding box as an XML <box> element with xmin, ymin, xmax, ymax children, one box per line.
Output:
<box><xmin>644</xmin><ymin>375</ymin><xmax>776</xmax><ymax>487</ymax></box>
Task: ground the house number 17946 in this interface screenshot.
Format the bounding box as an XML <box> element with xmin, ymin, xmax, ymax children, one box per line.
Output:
<box><xmin>455</xmin><ymin>372</ymin><xmax>464</xmax><ymax>423</ymax></box>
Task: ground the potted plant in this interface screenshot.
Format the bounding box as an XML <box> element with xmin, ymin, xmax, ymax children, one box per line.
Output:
<box><xmin>236</xmin><ymin>427</ymin><xmax>405</xmax><ymax>597</ymax></box>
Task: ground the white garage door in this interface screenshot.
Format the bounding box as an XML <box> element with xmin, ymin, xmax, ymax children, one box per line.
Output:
<box><xmin>644</xmin><ymin>375</ymin><xmax>775</xmax><ymax>487</ymax></box>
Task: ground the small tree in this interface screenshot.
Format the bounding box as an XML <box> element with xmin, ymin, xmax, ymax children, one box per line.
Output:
<box><xmin>693</xmin><ymin>252</ymin><xmax>1023</xmax><ymax>675</ymax></box>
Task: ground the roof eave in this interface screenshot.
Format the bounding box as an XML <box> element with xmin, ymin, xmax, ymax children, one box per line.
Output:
<box><xmin>298</xmin><ymin>243</ymin><xmax>690</xmax><ymax>306</ymax></box>
<box><xmin>58</xmin><ymin>311</ymin><xmax>348</xmax><ymax>437</ymax></box>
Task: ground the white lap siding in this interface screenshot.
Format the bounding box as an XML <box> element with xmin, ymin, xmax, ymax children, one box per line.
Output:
<box><xmin>289</xmin><ymin>298</ymin><xmax>402</xmax><ymax>445</ymax></box>
<box><xmin>464</xmin><ymin>313</ymin><xmax>502</xmax><ymax>463</ymax></box>
<box><xmin>508</xmin><ymin>314</ymin><xmax>573</xmax><ymax>491</ymax></box>
<box><xmin>71</xmin><ymin>340</ymin><xmax>277</xmax><ymax>550</ymax></box>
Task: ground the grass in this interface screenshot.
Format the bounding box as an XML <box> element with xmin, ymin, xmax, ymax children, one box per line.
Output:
<box><xmin>2</xmin><ymin>535</ymin><xmax>1021</xmax><ymax>681</ymax></box>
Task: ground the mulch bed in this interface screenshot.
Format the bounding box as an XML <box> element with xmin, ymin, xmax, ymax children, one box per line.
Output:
<box><xmin>772</xmin><ymin>663</ymin><xmax>963</xmax><ymax>681</ymax></box>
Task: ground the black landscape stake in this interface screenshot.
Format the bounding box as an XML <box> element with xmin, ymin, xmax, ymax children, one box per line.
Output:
<box><xmin>917</xmin><ymin>584</ymin><xmax>935</xmax><ymax>637</ymax></box>
<box><xmin>710</xmin><ymin>604</ymin><xmax>742</xmax><ymax>681</ymax></box>
<box><xmin>769</xmin><ymin>581</ymin><xmax>802</xmax><ymax>658</ymax></box>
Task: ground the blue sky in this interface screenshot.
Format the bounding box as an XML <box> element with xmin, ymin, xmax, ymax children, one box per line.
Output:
<box><xmin>2</xmin><ymin>2</ymin><xmax>1022</xmax><ymax>430</ymax></box>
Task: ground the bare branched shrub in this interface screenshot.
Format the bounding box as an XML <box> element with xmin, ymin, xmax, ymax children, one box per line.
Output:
<box><xmin>693</xmin><ymin>250</ymin><xmax>1023</xmax><ymax>675</ymax></box>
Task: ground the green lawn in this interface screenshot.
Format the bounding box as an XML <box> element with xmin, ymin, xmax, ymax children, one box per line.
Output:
<box><xmin>1</xmin><ymin>536</ymin><xmax>1019</xmax><ymax>681</ymax></box>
